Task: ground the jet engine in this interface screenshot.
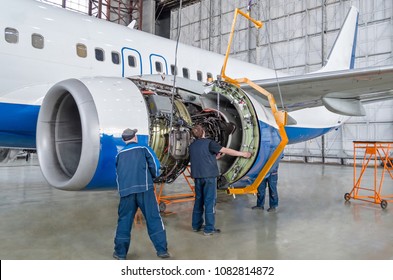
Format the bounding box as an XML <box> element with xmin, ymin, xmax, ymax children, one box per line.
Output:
<box><xmin>36</xmin><ymin>75</ymin><xmax>278</xmax><ymax>191</ymax></box>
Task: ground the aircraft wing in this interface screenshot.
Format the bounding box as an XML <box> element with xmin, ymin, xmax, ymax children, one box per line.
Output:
<box><xmin>244</xmin><ymin>65</ymin><xmax>393</xmax><ymax>116</ymax></box>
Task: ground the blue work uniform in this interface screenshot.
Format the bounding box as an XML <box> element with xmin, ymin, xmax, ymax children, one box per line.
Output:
<box><xmin>189</xmin><ymin>138</ymin><xmax>222</xmax><ymax>234</ymax></box>
<box><xmin>114</xmin><ymin>142</ymin><xmax>167</xmax><ymax>259</ymax></box>
<box><xmin>256</xmin><ymin>161</ymin><xmax>280</xmax><ymax>209</ymax></box>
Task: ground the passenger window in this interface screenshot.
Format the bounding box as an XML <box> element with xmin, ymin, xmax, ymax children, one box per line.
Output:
<box><xmin>32</xmin><ymin>33</ymin><xmax>44</xmax><ymax>49</ymax></box>
<box><xmin>155</xmin><ymin>61</ymin><xmax>163</xmax><ymax>73</ymax></box>
<box><xmin>76</xmin><ymin>43</ymin><xmax>87</xmax><ymax>58</ymax></box>
<box><xmin>5</xmin><ymin>27</ymin><xmax>18</xmax><ymax>44</ymax></box>
<box><xmin>112</xmin><ymin>51</ymin><xmax>120</xmax><ymax>65</ymax></box>
<box><xmin>197</xmin><ymin>71</ymin><xmax>203</xmax><ymax>81</ymax></box>
<box><xmin>182</xmin><ymin>68</ymin><xmax>189</xmax><ymax>79</ymax></box>
<box><xmin>170</xmin><ymin>64</ymin><xmax>177</xmax><ymax>75</ymax></box>
<box><xmin>95</xmin><ymin>48</ymin><xmax>104</xmax><ymax>61</ymax></box>
<box><xmin>128</xmin><ymin>55</ymin><xmax>136</xmax><ymax>67</ymax></box>
<box><xmin>207</xmin><ymin>72</ymin><xmax>213</xmax><ymax>81</ymax></box>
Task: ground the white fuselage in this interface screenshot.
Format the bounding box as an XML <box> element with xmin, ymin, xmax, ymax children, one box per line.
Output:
<box><xmin>0</xmin><ymin>0</ymin><xmax>347</xmax><ymax>132</ymax></box>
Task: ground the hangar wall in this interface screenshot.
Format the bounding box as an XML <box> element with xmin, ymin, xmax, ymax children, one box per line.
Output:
<box><xmin>170</xmin><ymin>0</ymin><xmax>393</xmax><ymax>164</ymax></box>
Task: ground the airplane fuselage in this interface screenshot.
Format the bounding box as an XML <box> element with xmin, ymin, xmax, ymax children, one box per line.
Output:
<box><xmin>0</xmin><ymin>0</ymin><xmax>366</xmax><ymax>191</ymax></box>
<box><xmin>0</xmin><ymin>0</ymin><xmax>346</xmax><ymax>150</ymax></box>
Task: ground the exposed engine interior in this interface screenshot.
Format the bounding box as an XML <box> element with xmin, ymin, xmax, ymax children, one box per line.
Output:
<box><xmin>130</xmin><ymin>76</ymin><xmax>258</xmax><ymax>186</ymax></box>
<box><xmin>36</xmin><ymin>76</ymin><xmax>258</xmax><ymax>190</ymax></box>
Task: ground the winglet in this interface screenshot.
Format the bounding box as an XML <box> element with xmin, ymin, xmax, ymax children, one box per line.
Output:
<box><xmin>318</xmin><ymin>6</ymin><xmax>359</xmax><ymax>72</ymax></box>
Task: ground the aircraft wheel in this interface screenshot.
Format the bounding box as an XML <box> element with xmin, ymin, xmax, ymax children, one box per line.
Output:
<box><xmin>159</xmin><ymin>202</ymin><xmax>166</xmax><ymax>212</ymax></box>
<box><xmin>344</xmin><ymin>193</ymin><xmax>351</xmax><ymax>201</ymax></box>
<box><xmin>381</xmin><ymin>200</ymin><xmax>388</xmax><ymax>209</ymax></box>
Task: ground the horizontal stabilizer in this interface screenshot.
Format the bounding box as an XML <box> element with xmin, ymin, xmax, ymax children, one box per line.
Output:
<box><xmin>322</xmin><ymin>96</ymin><xmax>366</xmax><ymax>116</ymax></box>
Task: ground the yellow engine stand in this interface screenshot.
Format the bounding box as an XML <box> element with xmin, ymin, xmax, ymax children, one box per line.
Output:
<box><xmin>220</xmin><ymin>8</ymin><xmax>288</xmax><ymax>195</ymax></box>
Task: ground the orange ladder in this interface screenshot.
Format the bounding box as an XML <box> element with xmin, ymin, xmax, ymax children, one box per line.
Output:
<box><xmin>345</xmin><ymin>141</ymin><xmax>393</xmax><ymax>209</ymax></box>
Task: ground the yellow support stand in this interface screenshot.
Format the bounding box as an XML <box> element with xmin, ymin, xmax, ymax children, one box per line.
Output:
<box><xmin>220</xmin><ymin>8</ymin><xmax>289</xmax><ymax>195</ymax></box>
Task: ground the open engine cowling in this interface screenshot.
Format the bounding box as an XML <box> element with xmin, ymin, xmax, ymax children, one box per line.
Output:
<box><xmin>37</xmin><ymin>75</ymin><xmax>280</xmax><ymax>191</ymax></box>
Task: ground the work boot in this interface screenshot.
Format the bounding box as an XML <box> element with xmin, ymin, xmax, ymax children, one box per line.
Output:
<box><xmin>204</xmin><ymin>228</ymin><xmax>221</xmax><ymax>236</ymax></box>
<box><xmin>157</xmin><ymin>251</ymin><xmax>171</xmax><ymax>258</ymax></box>
<box><xmin>112</xmin><ymin>252</ymin><xmax>126</xmax><ymax>260</ymax></box>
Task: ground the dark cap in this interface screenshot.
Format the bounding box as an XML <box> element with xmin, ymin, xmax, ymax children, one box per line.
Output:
<box><xmin>122</xmin><ymin>128</ymin><xmax>138</xmax><ymax>141</ymax></box>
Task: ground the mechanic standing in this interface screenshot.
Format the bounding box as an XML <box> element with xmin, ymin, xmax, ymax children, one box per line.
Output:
<box><xmin>113</xmin><ymin>128</ymin><xmax>169</xmax><ymax>259</ymax></box>
<box><xmin>189</xmin><ymin>124</ymin><xmax>252</xmax><ymax>236</ymax></box>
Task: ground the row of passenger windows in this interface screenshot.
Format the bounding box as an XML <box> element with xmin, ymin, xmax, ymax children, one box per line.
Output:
<box><xmin>5</xmin><ymin>27</ymin><xmax>44</xmax><ymax>49</ymax></box>
<box><xmin>4</xmin><ymin>27</ymin><xmax>215</xmax><ymax>81</ymax></box>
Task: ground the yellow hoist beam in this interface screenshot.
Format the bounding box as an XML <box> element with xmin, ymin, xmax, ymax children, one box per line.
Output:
<box><xmin>220</xmin><ymin>8</ymin><xmax>289</xmax><ymax>195</ymax></box>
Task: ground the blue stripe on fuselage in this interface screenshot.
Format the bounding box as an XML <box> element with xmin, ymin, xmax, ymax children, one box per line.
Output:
<box><xmin>231</xmin><ymin>120</ymin><xmax>281</xmax><ymax>187</ymax></box>
<box><xmin>0</xmin><ymin>102</ymin><xmax>39</xmax><ymax>148</ymax></box>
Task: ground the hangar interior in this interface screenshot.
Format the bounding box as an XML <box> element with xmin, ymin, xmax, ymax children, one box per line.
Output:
<box><xmin>167</xmin><ymin>0</ymin><xmax>393</xmax><ymax>164</ymax></box>
<box><xmin>0</xmin><ymin>0</ymin><xmax>393</xmax><ymax>260</ymax></box>
<box><xmin>38</xmin><ymin>0</ymin><xmax>393</xmax><ymax>164</ymax></box>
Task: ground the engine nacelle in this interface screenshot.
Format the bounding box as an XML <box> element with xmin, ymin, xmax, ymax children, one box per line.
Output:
<box><xmin>37</xmin><ymin>75</ymin><xmax>280</xmax><ymax>191</ymax></box>
<box><xmin>37</xmin><ymin>77</ymin><xmax>152</xmax><ymax>190</ymax></box>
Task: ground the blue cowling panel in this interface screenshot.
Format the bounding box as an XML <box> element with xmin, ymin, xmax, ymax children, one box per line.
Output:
<box><xmin>231</xmin><ymin>120</ymin><xmax>281</xmax><ymax>187</ymax></box>
<box><xmin>85</xmin><ymin>134</ymin><xmax>149</xmax><ymax>190</ymax></box>
<box><xmin>231</xmin><ymin>123</ymin><xmax>337</xmax><ymax>186</ymax></box>
<box><xmin>0</xmin><ymin>103</ymin><xmax>39</xmax><ymax>148</ymax></box>
<box><xmin>285</xmin><ymin>126</ymin><xmax>335</xmax><ymax>144</ymax></box>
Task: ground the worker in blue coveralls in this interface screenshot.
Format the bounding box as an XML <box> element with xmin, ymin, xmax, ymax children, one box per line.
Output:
<box><xmin>252</xmin><ymin>155</ymin><xmax>283</xmax><ymax>212</ymax></box>
<box><xmin>189</xmin><ymin>124</ymin><xmax>252</xmax><ymax>236</ymax></box>
<box><xmin>113</xmin><ymin>128</ymin><xmax>169</xmax><ymax>260</ymax></box>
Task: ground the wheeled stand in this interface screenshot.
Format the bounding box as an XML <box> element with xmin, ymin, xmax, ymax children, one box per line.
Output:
<box><xmin>345</xmin><ymin>141</ymin><xmax>393</xmax><ymax>209</ymax></box>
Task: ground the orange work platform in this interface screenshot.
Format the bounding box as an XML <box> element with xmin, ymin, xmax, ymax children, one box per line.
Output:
<box><xmin>345</xmin><ymin>141</ymin><xmax>393</xmax><ymax>209</ymax></box>
<box><xmin>155</xmin><ymin>166</ymin><xmax>195</xmax><ymax>212</ymax></box>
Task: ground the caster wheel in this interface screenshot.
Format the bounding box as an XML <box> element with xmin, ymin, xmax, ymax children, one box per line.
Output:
<box><xmin>344</xmin><ymin>193</ymin><xmax>351</xmax><ymax>201</ymax></box>
<box><xmin>159</xmin><ymin>202</ymin><xmax>166</xmax><ymax>212</ymax></box>
<box><xmin>381</xmin><ymin>200</ymin><xmax>388</xmax><ymax>209</ymax></box>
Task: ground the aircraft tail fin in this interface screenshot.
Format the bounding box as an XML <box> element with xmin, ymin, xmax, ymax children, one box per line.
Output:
<box><xmin>318</xmin><ymin>6</ymin><xmax>359</xmax><ymax>72</ymax></box>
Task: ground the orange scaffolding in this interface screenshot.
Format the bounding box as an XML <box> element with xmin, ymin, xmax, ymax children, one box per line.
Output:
<box><xmin>155</xmin><ymin>166</ymin><xmax>195</xmax><ymax>212</ymax></box>
<box><xmin>345</xmin><ymin>141</ymin><xmax>393</xmax><ymax>209</ymax></box>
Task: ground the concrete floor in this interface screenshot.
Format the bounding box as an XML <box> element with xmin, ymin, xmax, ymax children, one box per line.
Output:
<box><xmin>1</xmin><ymin>157</ymin><xmax>393</xmax><ymax>260</ymax></box>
